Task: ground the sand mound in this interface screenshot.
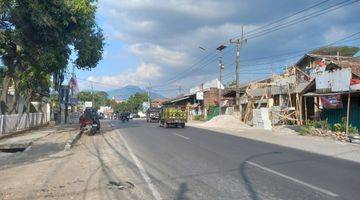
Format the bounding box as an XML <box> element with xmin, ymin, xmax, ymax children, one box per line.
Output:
<box><xmin>200</xmin><ymin>115</ymin><xmax>249</xmax><ymax>129</ymax></box>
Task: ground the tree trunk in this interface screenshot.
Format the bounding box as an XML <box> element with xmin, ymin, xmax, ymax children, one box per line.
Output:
<box><xmin>8</xmin><ymin>79</ymin><xmax>19</xmax><ymax>114</ymax></box>
<box><xmin>25</xmin><ymin>90</ymin><xmax>32</xmax><ymax>114</ymax></box>
<box><xmin>0</xmin><ymin>76</ymin><xmax>11</xmax><ymax>114</ymax></box>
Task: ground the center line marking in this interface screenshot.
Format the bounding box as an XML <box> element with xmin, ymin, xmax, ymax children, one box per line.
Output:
<box><xmin>117</xmin><ymin>129</ymin><xmax>163</xmax><ymax>200</ymax></box>
<box><xmin>245</xmin><ymin>161</ymin><xmax>339</xmax><ymax>197</ymax></box>
<box><xmin>172</xmin><ymin>132</ymin><xmax>190</xmax><ymax>140</ymax></box>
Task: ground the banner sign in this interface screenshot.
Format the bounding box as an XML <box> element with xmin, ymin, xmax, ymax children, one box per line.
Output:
<box><xmin>196</xmin><ymin>92</ymin><xmax>204</xmax><ymax>100</ymax></box>
<box><xmin>84</xmin><ymin>101</ymin><xmax>93</xmax><ymax>108</ymax></box>
<box><xmin>320</xmin><ymin>95</ymin><xmax>343</xmax><ymax>109</ymax></box>
<box><xmin>69</xmin><ymin>97</ymin><xmax>78</xmax><ymax>105</ymax></box>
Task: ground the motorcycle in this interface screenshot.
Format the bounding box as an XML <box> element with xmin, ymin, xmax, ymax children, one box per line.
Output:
<box><xmin>120</xmin><ymin>115</ymin><xmax>129</xmax><ymax>123</ymax></box>
<box><xmin>80</xmin><ymin>109</ymin><xmax>101</xmax><ymax>135</ymax></box>
<box><xmin>81</xmin><ymin>120</ymin><xmax>99</xmax><ymax>135</ymax></box>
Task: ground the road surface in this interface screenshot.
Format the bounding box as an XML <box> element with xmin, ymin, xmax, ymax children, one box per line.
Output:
<box><xmin>1</xmin><ymin>119</ymin><xmax>360</xmax><ymax>200</ymax></box>
<box><xmin>107</xmin><ymin>119</ymin><xmax>360</xmax><ymax>200</ymax></box>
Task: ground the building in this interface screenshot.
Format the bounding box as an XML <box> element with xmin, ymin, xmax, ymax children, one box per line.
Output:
<box><xmin>297</xmin><ymin>54</ymin><xmax>360</xmax><ymax>130</ymax></box>
<box><xmin>151</xmin><ymin>98</ymin><xmax>166</xmax><ymax>108</ymax></box>
<box><xmin>163</xmin><ymin>79</ymin><xmax>224</xmax><ymax>120</ymax></box>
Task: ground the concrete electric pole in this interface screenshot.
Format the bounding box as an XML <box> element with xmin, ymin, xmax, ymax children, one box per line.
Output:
<box><xmin>147</xmin><ymin>83</ymin><xmax>152</xmax><ymax>107</ymax></box>
<box><xmin>230</xmin><ymin>26</ymin><xmax>247</xmax><ymax>111</ymax></box>
<box><xmin>91</xmin><ymin>83</ymin><xmax>94</xmax><ymax>108</ymax></box>
<box><xmin>216</xmin><ymin>44</ymin><xmax>227</xmax><ymax>116</ymax></box>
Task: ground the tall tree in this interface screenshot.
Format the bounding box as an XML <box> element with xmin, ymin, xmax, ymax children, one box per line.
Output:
<box><xmin>0</xmin><ymin>0</ymin><xmax>104</xmax><ymax>114</ymax></box>
<box><xmin>78</xmin><ymin>90</ymin><xmax>108</xmax><ymax>110</ymax></box>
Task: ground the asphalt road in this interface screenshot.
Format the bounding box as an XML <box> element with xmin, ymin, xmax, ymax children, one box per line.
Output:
<box><xmin>2</xmin><ymin>119</ymin><xmax>358</xmax><ymax>199</ymax></box>
<box><xmin>109</xmin><ymin>119</ymin><xmax>360</xmax><ymax>200</ymax></box>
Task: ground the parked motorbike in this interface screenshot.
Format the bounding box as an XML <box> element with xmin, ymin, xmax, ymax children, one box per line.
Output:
<box><xmin>80</xmin><ymin>108</ymin><xmax>101</xmax><ymax>135</ymax></box>
<box><xmin>81</xmin><ymin>120</ymin><xmax>99</xmax><ymax>135</ymax></box>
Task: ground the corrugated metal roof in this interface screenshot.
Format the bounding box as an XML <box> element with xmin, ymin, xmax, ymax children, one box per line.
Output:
<box><xmin>297</xmin><ymin>54</ymin><xmax>360</xmax><ymax>77</ymax></box>
<box><xmin>354</xmin><ymin>51</ymin><xmax>360</xmax><ymax>57</ymax></box>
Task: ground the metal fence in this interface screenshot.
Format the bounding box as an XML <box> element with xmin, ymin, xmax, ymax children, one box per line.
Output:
<box><xmin>0</xmin><ymin>112</ymin><xmax>51</xmax><ymax>136</ymax></box>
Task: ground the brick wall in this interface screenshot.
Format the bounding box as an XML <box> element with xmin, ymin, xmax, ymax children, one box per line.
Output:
<box><xmin>204</xmin><ymin>88</ymin><xmax>219</xmax><ymax>106</ymax></box>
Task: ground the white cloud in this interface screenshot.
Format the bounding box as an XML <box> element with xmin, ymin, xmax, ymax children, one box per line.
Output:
<box><xmin>128</xmin><ymin>43</ymin><xmax>187</xmax><ymax>67</ymax></box>
<box><xmin>87</xmin><ymin>62</ymin><xmax>163</xmax><ymax>89</ymax></box>
<box><xmin>324</xmin><ymin>27</ymin><xmax>347</xmax><ymax>43</ymax></box>
<box><xmin>93</xmin><ymin>0</ymin><xmax>360</xmax><ymax>96</ymax></box>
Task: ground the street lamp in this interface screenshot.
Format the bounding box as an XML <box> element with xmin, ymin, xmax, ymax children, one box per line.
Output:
<box><xmin>216</xmin><ymin>44</ymin><xmax>227</xmax><ymax>116</ymax></box>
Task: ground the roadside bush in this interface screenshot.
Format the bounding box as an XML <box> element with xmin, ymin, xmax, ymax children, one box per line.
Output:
<box><xmin>332</xmin><ymin>118</ymin><xmax>359</xmax><ymax>134</ymax></box>
<box><xmin>194</xmin><ymin>115</ymin><xmax>206</xmax><ymax>121</ymax></box>
<box><xmin>333</xmin><ymin>123</ymin><xmax>343</xmax><ymax>132</ymax></box>
<box><xmin>305</xmin><ymin>120</ymin><xmax>329</xmax><ymax>130</ymax></box>
<box><xmin>299</xmin><ymin>125</ymin><xmax>315</xmax><ymax>136</ymax></box>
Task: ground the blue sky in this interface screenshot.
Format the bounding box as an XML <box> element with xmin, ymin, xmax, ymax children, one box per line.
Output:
<box><xmin>74</xmin><ymin>0</ymin><xmax>360</xmax><ymax>97</ymax></box>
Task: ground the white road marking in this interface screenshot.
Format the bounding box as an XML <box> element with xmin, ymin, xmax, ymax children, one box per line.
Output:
<box><xmin>117</xmin><ymin>129</ymin><xmax>163</xmax><ymax>200</ymax></box>
<box><xmin>172</xmin><ymin>132</ymin><xmax>190</xmax><ymax>140</ymax></box>
<box><xmin>245</xmin><ymin>161</ymin><xmax>339</xmax><ymax>197</ymax></box>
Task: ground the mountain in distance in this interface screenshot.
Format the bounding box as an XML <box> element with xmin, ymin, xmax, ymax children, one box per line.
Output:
<box><xmin>107</xmin><ymin>85</ymin><xmax>165</xmax><ymax>100</ymax></box>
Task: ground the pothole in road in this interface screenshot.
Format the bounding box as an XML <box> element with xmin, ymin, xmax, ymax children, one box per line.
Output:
<box><xmin>107</xmin><ymin>181</ymin><xmax>135</xmax><ymax>190</ymax></box>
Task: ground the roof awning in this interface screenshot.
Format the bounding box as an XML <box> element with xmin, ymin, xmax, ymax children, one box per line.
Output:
<box><xmin>170</xmin><ymin>96</ymin><xmax>191</xmax><ymax>103</ymax></box>
<box><xmin>303</xmin><ymin>91</ymin><xmax>359</xmax><ymax>97</ymax></box>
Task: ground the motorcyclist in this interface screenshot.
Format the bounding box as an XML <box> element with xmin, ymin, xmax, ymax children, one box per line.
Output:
<box><xmin>120</xmin><ymin>112</ymin><xmax>130</xmax><ymax>122</ymax></box>
<box><xmin>79</xmin><ymin>108</ymin><xmax>101</xmax><ymax>131</ymax></box>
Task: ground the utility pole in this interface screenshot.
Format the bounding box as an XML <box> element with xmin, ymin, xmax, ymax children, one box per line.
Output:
<box><xmin>216</xmin><ymin>44</ymin><xmax>227</xmax><ymax>115</ymax></box>
<box><xmin>230</xmin><ymin>26</ymin><xmax>247</xmax><ymax>111</ymax></box>
<box><xmin>91</xmin><ymin>83</ymin><xmax>94</xmax><ymax>108</ymax></box>
<box><xmin>147</xmin><ymin>83</ymin><xmax>152</xmax><ymax>108</ymax></box>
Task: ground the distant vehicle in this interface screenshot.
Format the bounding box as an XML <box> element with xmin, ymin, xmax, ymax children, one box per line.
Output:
<box><xmin>138</xmin><ymin>111</ymin><xmax>146</xmax><ymax>118</ymax></box>
<box><xmin>132</xmin><ymin>113</ymin><xmax>140</xmax><ymax>118</ymax></box>
<box><xmin>120</xmin><ymin>112</ymin><xmax>130</xmax><ymax>122</ymax></box>
<box><xmin>146</xmin><ymin>107</ymin><xmax>161</xmax><ymax>123</ymax></box>
<box><xmin>99</xmin><ymin>113</ymin><xmax>105</xmax><ymax>119</ymax></box>
<box><xmin>159</xmin><ymin>107</ymin><xmax>187</xmax><ymax>128</ymax></box>
<box><xmin>79</xmin><ymin>108</ymin><xmax>100</xmax><ymax>135</ymax></box>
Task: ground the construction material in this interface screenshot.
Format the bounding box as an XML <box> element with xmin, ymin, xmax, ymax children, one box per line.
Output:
<box><xmin>304</xmin><ymin>128</ymin><xmax>350</xmax><ymax>143</ymax></box>
<box><xmin>346</xmin><ymin>92</ymin><xmax>351</xmax><ymax>134</ymax></box>
<box><xmin>200</xmin><ymin>114</ymin><xmax>249</xmax><ymax>130</ymax></box>
<box><xmin>253</xmin><ymin>108</ymin><xmax>272</xmax><ymax>130</ymax></box>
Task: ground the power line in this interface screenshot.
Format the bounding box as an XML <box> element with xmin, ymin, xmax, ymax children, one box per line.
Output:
<box><xmin>245</xmin><ymin>0</ymin><xmax>360</xmax><ymax>40</ymax></box>
<box><xmin>152</xmin><ymin>45</ymin><xmax>235</xmax><ymax>88</ymax></box>
<box><xmin>151</xmin><ymin>0</ymin><xmax>358</xmax><ymax>90</ymax></box>
<box><xmin>230</xmin><ymin>0</ymin><xmax>332</xmax><ymax>40</ymax></box>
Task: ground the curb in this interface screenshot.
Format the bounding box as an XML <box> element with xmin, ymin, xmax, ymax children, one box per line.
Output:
<box><xmin>64</xmin><ymin>131</ymin><xmax>83</xmax><ymax>151</ymax></box>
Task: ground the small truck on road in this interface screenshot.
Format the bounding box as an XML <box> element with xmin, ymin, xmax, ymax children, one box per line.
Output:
<box><xmin>146</xmin><ymin>107</ymin><xmax>161</xmax><ymax>123</ymax></box>
<box><xmin>159</xmin><ymin>107</ymin><xmax>187</xmax><ymax>128</ymax></box>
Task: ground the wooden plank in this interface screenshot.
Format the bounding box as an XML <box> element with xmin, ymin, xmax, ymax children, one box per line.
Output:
<box><xmin>346</xmin><ymin>92</ymin><xmax>351</xmax><ymax>134</ymax></box>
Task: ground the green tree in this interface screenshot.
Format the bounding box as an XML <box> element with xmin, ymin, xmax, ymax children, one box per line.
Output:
<box><xmin>311</xmin><ymin>46</ymin><xmax>360</xmax><ymax>57</ymax></box>
<box><xmin>113</xmin><ymin>92</ymin><xmax>149</xmax><ymax>113</ymax></box>
<box><xmin>78</xmin><ymin>90</ymin><xmax>108</xmax><ymax>110</ymax></box>
<box><xmin>0</xmin><ymin>0</ymin><xmax>104</xmax><ymax>114</ymax></box>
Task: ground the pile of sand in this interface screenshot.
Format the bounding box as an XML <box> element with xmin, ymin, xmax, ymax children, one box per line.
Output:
<box><xmin>200</xmin><ymin>115</ymin><xmax>249</xmax><ymax>130</ymax></box>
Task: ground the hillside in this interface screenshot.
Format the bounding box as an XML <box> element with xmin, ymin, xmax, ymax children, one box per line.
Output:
<box><xmin>107</xmin><ymin>85</ymin><xmax>165</xmax><ymax>100</ymax></box>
